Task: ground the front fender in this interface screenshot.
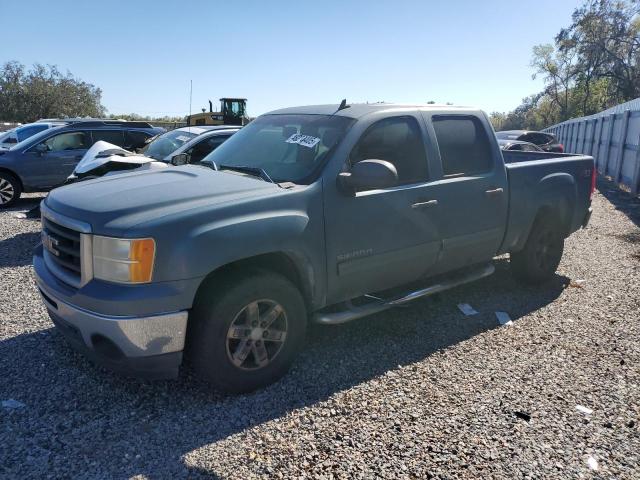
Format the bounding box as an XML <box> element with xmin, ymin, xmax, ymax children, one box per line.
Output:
<box><xmin>177</xmin><ymin>210</ymin><xmax>311</xmax><ymax>278</ymax></box>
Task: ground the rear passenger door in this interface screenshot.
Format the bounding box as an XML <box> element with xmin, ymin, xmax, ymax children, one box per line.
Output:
<box><xmin>422</xmin><ymin>114</ymin><xmax>508</xmax><ymax>272</ymax></box>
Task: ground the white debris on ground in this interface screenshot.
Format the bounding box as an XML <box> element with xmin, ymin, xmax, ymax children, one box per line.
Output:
<box><xmin>457</xmin><ymin>303</ymin><xmax>478</xmax><ymax>316</ymax></box>
<box><xmin>576</xmin><ymin>405</ymin><xmax>594</xmax><ymax>415</ymax></box>
<box><xmin>2</xmin><ymin>399</ymin><xmax>25</xmax><ymax>409</ymax></box>
<box><xmin>495</xmin><ymin>311</ymin><xmax>513</xmax><ymax>326</ymax></box>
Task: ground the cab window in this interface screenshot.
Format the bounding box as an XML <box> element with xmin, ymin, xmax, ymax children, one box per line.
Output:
<box><xmin>349</xmin><ymin>116</ymin><xmax>428</xmax><ymax>186</ymax></box>
<box><xmin>432</xmin><ymin>116</ymin><xmax>493</xmax><ymax>177</ymax></box>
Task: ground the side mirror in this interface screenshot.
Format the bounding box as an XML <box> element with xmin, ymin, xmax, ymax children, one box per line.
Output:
<box><xmin>171</xmin><ymin>153</ymin><xmax>190</xmax><ymax>166</ymax></box>
<box><xmin>34</xmin><ymin>143</ymin><xmax>49</xmax><ymax>154</ymax></box>
<box><xmin>338</xmin><ymin>159</ymin><xmax>398</xmax><ymax>194</ymax></box>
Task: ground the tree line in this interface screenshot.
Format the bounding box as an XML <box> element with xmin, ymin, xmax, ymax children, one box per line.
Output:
<box><xmin>0</xmin><ymin>62</ymin><xmax>183</xmax><ymax>124</ymax></box>
<box><xmin>0</xmin><ymin>61</ymin><xmax>105</xmax><ymax>123</ymax></box>
<box><xmin>490</xmin><ymin>0</ymin><xmax>639</xmax><ymax>131</ymax></box>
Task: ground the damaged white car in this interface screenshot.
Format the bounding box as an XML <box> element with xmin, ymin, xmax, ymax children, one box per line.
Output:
<box><xmin>67</xmin><ymin>125</ymin><xmax>239</xmax><ymax>183</ymax></box>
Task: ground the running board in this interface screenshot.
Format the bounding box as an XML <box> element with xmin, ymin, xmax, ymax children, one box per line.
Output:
<box><xmin>313</xmin><ymin>263</ymin><xmax>495</xmax><ymax>325</ymax></box>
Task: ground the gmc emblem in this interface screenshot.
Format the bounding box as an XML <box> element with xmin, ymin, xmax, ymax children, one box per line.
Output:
<box><xmin>42</xmin><ymin>231</ymin><xmax>60</xmax><ymax>257</ymax></box>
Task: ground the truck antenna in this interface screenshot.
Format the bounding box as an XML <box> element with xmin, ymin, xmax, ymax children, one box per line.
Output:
<box><xmin>336</xmin><ymin>99</ymin><xmax>350</xmax><ymax>112</ymax></box>
<box><xmin>188</xmin><ymin>79</ymin><xmax>193</xmax><ymax>133</ymax></box>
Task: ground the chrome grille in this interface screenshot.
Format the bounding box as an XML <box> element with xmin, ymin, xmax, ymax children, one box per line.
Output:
<box><xmin>42</xmin><ymin>217</ymin><xmax>82</xmax><ymax>275</ymax></box>
<box><xmin>41</xmin><ymin>205</ymin><xmax>92</xmax><ymax>289</ymax></box>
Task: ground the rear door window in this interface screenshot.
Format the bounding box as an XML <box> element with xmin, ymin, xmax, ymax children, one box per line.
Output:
<box><xmin>349</xmin><ymin>116</ymin><xmax>428</xmax><ymax>185</ymax></box>
<box><xmin>186</xmin><ymin>134</ymin><xmax>230</xmax><ymax>164</ymax></box>
<box><xmin>91</xmin><ymin>130</ymin><xmax>126</xmax><ymax>147</ymax></box>
<box><xmin>432</xmin><ymin>116</ymin><xmax>493</xmax><ymax>177</ymax></box>
<box><xmin>124</xmin><ymin>130</ymin><xmax>152</xmax><ymax>150</ymax></box>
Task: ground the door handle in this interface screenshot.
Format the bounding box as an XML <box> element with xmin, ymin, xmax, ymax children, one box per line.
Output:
<box><xmin>411</xmin><ymin>199</ymin><xmax>439</xmax><ymax>209</ymax></box>
<box><xmin>485</xmin><ymin>187</ymin><xmax>504</xmax><ymax>197</ymax></box>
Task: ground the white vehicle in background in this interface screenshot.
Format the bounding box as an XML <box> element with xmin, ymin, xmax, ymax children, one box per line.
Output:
<box><xmin>140</xmin><ymin>125</ymin><xmax>240</xmax><ymax>164</ymax></box>
<box><xmin>67</xmin><ymin>141</ymin><xmax>169</xmax><ymax>182</ymax></box>
<box><xmin>0</xmin><ymin>122</ymin><xmax>67</xmax><ymax>149</ymax></box>
<box><xmin>16</xmin><ymin>125</ymin><xmax>240</xmax><ymax>219</ymax></box>
<box><xmin>67</xmin><ymin>126</ymin><xmax>239</xmax><ymax>182</ymax></box>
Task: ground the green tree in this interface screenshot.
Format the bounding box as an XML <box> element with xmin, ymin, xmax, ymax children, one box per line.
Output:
<box><xmin>558</xmin><ymin>0</ymin><xmax>640</xmax><ymax>105</ymax></box>
<box><xmin>0</xmin><ymin>61</ymin><xmax>105</xmax><ymax>122</ymax></box>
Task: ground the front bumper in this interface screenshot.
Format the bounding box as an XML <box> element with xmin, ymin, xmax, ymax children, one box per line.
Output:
<box><xmin>37</xmin><ymin>282</ymin><xmax>187</xmax><ymax>379</ymax></box>
<box><xmin>34</xmin><ymin>244</ymin><xmax>192</xmax><ymax>379</ymax></box>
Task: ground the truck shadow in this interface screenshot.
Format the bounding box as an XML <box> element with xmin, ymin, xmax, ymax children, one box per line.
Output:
<box><xmin>0</xmin><ymin>259</ymin><xmax>569</xmax><ymax>478</ymax></box>
<box><xmin>2</xmin><ymin>194</ymin><xmax>45</xmax><ymax>213</ymax></box>
<box><xmin>597</xmin><ymin>176</ymin><xmax>640</xmax><ymax>230</ymax></box>
<box><xmin>0</xmin><ymin>232</ymin><xmax>41</xmax><ymax>267</ymax></box>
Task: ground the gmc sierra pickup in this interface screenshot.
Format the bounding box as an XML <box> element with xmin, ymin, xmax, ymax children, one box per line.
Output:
<box><xmin>34</xmin><ymin>103</ymin><xmax>594</xmax><ymax>392</ymax></box>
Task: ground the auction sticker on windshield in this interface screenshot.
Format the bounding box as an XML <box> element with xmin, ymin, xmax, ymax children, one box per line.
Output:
<box><xmin>285</xmin><ymin>133</ymin><xmax>320</xmax><ymax>148</ymax></box>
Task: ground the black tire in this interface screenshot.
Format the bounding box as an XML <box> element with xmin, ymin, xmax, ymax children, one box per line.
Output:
<box><xmin>510</xmin><ymin>213</ymin><xmax>564</xmax><ymax>285</ymax></box>
<box><xmin>0</xmin><ymin>172</ymin><xmax>21</xmax><ymax>208</ymax></box>
<box><xmin>188</xmin><ymin>269</ymin><xmax>307</xmax><ymax>393</ymax></box>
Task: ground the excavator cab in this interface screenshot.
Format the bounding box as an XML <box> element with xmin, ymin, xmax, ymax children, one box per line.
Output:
<box><xmin>220</xmin><ymin>98</ymin><xmax>247</xmax><ymax>126</ymax></box>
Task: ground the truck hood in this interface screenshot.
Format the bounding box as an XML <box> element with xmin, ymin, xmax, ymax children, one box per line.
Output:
<box><xmin>45</xmin><ymin>166</ymin><xmax>281</xmax><ymax>234</ymax></box>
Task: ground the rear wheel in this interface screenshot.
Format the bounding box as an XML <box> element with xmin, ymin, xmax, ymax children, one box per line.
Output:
<box><xmin>188</xmin><ymin>270</ymin><xmax>306</xmax><ymax>393</ymax></box>
<box><xmin>510</xmin><ymin>213</ymin><xmax>564</xmax><ymax>285</ymax></box>
<box><xmin>0</xmin><ymin>172</ymin><xmax>21</xmax><ymax>208</ymax></box>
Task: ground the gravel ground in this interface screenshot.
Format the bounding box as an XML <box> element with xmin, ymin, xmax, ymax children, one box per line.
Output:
<box><xmin>1</xmin><ymin>184</ymin><xmax>639</xmax><ymax>479</ymax></box>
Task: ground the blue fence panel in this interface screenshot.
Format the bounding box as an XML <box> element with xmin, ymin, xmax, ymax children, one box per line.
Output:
<box><xmin>544</xmin><ymin>98</ymin><xmax>640</xmax><ymax>195</ymax></box>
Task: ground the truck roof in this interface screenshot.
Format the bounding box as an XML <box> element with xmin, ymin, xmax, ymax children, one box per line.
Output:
<box><xmin>266</xmin><ymin>103</ymin><xmax>480</xmax><ymax>119</ymax></box>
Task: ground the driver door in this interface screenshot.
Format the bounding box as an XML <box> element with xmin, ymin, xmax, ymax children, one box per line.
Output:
<box><xmin>323</xmin><ymin>114</ymin><xmax>443</xmax><ymax>302</ymax></box>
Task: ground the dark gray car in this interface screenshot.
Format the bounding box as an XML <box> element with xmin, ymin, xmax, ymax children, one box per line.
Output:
<box><xmin>0</xmin><ymin>120</ymin><xmax>164</xmax><ymax>207</ymax></box>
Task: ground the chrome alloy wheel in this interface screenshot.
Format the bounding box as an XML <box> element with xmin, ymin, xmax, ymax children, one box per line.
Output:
<box><xmin>225</xmin><ymin>299</ymin><xmax>288</xmax><ymax>370</ymax></box>
<box><xmin>0</xmin><ymin>178</ymin><xmax>15</xmax><ymax>205</ymax></box>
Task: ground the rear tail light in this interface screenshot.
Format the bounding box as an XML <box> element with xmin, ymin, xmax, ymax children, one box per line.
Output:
<box><xmin>558</xmin><ymin>144</ymin><xmax>564</xmax><ymax>153</ymax></box>
<box><xmin>590</xmin><ymin>163</ymin><xmax>597</xmax><ymax>198</ymax></box>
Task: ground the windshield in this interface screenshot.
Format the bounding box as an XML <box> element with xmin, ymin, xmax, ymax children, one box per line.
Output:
<box><xmin>0</xmin><ymin>130</ymin><xmax>15</xmax><ymax>143</ymax></box>
<box><xmin>495</xmin><ymin>132</ymin><xmax>521</xmax><ymax>140</ymax></box>
<box><xmin>143</xmin><ymin>129</ymin><xmax>198</xmax><ymax>160</ymax></box>
<box><xmin>202</xmin><ymin>114</ymin><xmax>354</xmax><ymax>184</ymax></box>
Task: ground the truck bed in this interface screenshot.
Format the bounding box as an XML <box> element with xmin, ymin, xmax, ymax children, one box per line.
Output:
<box><xmin>499</xmin><ymin>150</ymin><xmax>594</xmax><ymax>255</ymax></box>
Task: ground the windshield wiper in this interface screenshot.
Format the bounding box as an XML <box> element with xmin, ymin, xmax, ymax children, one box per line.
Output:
<box><xmin>219</xmin><ymin>164</ymin><xmax>275</xmax><ymax>184</ymax></box>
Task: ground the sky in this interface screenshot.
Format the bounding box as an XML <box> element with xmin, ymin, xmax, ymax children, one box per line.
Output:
<box><xmin>5</xmin><ymin>0</ymin><xmax>585</xmax><ymax>118</ymax></box>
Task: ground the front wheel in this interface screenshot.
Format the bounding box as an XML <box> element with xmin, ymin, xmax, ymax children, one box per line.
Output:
<box><xmin>510</xmin><ymin>213</ymin><xmax>564</xmax><ymax>285</ymax></box>
<box><xmin>0</xmin><ymin>172</ymin><xmax>21</xmax><ymax>208</ymax></box>
<box><xmin>188</xmin><ymin>270</ymin><xmax>307</xmax><ymax>393</ymax></box>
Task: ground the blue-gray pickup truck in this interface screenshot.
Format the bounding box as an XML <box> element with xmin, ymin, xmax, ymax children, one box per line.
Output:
<box><xmin>34</xmin><ymin>103</ymin><xmax>594</xmax><ymax>392</ymax></box>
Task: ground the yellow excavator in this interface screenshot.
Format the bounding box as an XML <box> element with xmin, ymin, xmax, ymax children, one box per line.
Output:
<box><xmin>186</xmin><ymin>98</ymin><xmax>248</xmax><ymax>126</ymax></box>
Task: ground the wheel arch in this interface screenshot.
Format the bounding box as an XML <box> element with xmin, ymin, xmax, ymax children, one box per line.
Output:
<box><xmin>193</xmin><ymin>251</ymin><xmax>316</xmax><ymax>314</ymax></box>
<box><xmin>0</xmin><ymin>167</ymin><xmax>23</xmax><ymax>191</ymax></box>
<box><xmin>514</xmin><ymin>173</ymin><xmax>577</xmax><ymax>251</ymax></box>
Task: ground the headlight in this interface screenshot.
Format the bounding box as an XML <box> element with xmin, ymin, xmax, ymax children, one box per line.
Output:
<box><xmin>92</xmin><ymin>236</ymin><xmax>156</xmax><ymax>284</ymax></box>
